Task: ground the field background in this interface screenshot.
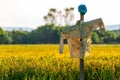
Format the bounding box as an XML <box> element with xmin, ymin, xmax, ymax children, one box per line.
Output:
<box><xmin>0</xmin><ymin>44</ymin><xmax>120</xmax><ymax>80</ymax></box>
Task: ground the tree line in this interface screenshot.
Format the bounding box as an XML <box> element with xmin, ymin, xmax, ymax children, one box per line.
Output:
<box><xmin>0</xmin><ymin>24</ymin><xmax>120</xmax><ymax>44</ymax></box>
<box><xmin>0</xmin><ymin>7</ymin><xmax>120</xmax><ymax>44</ymax></box>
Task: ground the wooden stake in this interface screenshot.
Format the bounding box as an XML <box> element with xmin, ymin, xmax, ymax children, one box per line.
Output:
<box><xmin>80</xmin><ymin>15</ymin><xmax>84</xmax><ymax>80</ymax></box>
<box><xmin>80</xmin><ymin>59</ymin><xmax>84</xmax><ymax>80</ymax></box>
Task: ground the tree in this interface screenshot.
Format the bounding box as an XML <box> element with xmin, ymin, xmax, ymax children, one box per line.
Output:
<box><xmin>43</xmin><ymin>7</ymin><xmax>74</xmax><ymax>26</ymax></box>
<box><xmin>63</xmin><ymin>7</ymin><xmax>74</xmax><ymax>25</ymax></box>
<box><xmin>116</xmin><ymin>36</ymin><xmax>120</xmax><ymax>43</ymax></box>
<box><xmin>43</xmin><ymin>8</ymin><xmax>57</xmax><ymax>25</ymax></box>
<box><xmin>103</xmin><ymin>31</ymin><xmax>118</xmax><ymax>43</ymax></box>
<box><xmin>0</xmin><ymin>27</ymin><xmax>12</xmax><ymax>44</ymax></box>
<box><xmin>11</xmin><ymin>30</ymin><xmax>29</xmax><ymax>44</ymax></box>
<box><xmin>91</xmin><ymin>31</ymin><xmax>100</xmax><ymax>44</ymax></box>
<box><xmin>28</xmin><ymin>24</ymin><xmax>61</xmax><ymax>44</ymax></box>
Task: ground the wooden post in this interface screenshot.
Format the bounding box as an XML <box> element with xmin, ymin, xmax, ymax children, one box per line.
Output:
<box><xmin>80</xmin><ymin>59</ymin><xmax>84</xmax><ymax>80</ymax></box>
<box><xmin>80</xmin><ymin>16</ymin><xmax>84</xmax><ymax>80</ymax></box>
<box><xmin>78</xmin><ymin>4</ymin><xmax>87</xmax><ymax>80</ymax></box>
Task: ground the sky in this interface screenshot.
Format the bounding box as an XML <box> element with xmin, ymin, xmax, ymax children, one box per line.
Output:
<box><xmin>0</xmin><ymin>0</ymin><xmax>120</xmax><ymax>28</ymax></box>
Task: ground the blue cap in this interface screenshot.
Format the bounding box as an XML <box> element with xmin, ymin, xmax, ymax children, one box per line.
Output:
<box><xmin>78</xmin><ymin>4</ymin><xmax>87</xmax><ymax>16</ymax></box>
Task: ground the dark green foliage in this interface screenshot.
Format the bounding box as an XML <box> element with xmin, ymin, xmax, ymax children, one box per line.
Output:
<box><xmin>0</xmin><ymin>27</ymin><xmax>12</xmax><ymax>44</ymax></box>
<box><xmin>11</xmin><ymin>30</ymin><xmax>29</xmax><ymax>44</ymax></box>
<box><xmin>92</xmin><ymin>30</ymin><xmax>119</xmax><ymax>44</ymax></box>
<box><xmin>91</xmin><ymin>31</ymin><xmax>100</xmax><ymax>44</ymax></box>
<box><xmin>28</xmin><ymin>24</ymin><xmax>61</xmax><ymax>44</ymax></box>
<box><xmin>0</xmin><ymin>26</ymin><xmax>120</xmax><ymax>44</ymax></box>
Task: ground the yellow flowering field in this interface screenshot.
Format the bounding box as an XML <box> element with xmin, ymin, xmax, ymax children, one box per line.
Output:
<box><xmin>0</xmin><ymin>44</ymin><xmax>120</xmax><ymax>80</ymax></box>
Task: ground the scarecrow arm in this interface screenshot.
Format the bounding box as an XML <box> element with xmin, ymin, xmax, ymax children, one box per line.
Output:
<box><xmin>83</xmin><ymin>18</ymin><xmax>105</xmax><ymax>31</ymax></box>
<box><xmin>59</xmin><ymin>33</ymin><xmax>64</xmax><ymax>53</ymax></box>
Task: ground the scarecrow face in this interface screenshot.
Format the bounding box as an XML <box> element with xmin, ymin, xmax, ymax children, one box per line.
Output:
<box><xmin>78</xmin><ymin>4</ymin><xmax>87</xmax><ymax>16</ymax></box>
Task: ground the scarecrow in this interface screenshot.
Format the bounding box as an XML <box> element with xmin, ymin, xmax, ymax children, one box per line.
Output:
<box><xmin>59</xmin><ymin>4</ymin><xmax>105</xmax><ymax>80</ymax></box>
<box><xmin>59</xmin><ymin>18</ymin><xmax>105</xmax><ymax>58</ymax></box>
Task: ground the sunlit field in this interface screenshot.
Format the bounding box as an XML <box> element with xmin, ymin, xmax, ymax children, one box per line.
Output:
<box><xmin>0</xmin><ymin>44</ymin><xmax>120</xmax><ymax>80</ymax></box>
